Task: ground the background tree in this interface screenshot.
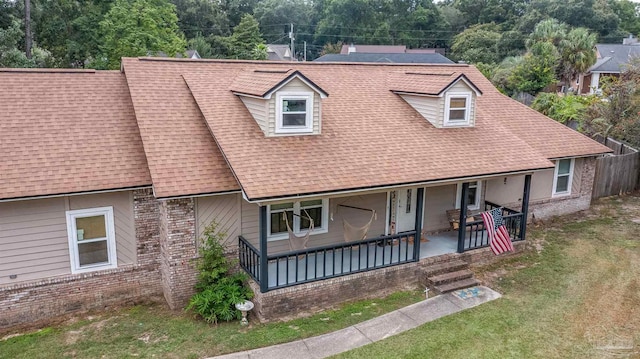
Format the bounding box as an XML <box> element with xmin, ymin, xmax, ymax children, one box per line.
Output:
<box><xmin>450</xmin><ymin>23</ymin><xmax>502</xmax><ymax>64</ymax></box>
<box><xmin>98</xmin><ymin>0</ymin><xmax>186</xmax><ymax>69</ymax></box>
<box><xmin>558</xmin><ymin>27</ymin><xmax>597</xmax><ymax>91</ymax></box>
<box><xmin>171</xmin><ymin>0</ymin><xmax>229</xmax><ymax>38</ymax></box>
<box><xmin>509</xmin><ymin>41</ymin><xmax>559</xmax><ymax>94</ymax></box>
<box><xmin>0</xmin><ymin>17</ymin><xmax>51</xmax><ymax>67</ymax></box>
<box><xmin>212</xmin><ymin>14</ymin><xmax>267</xmax><ymax>60</ymax></box>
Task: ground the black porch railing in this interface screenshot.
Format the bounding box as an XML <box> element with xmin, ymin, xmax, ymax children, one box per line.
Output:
<box><xmin>238</xmin><ymin>235</ymin><xmax>260</xmax><ymax>282</ymax></box>
<box><xmin>239</xmin><ymin>231</ymin><xmax>415</xmax><ymax>291</ymax></box>
<box><xmin>462</xmin><ymin>201</ymin><xmax>524</xmax><ymax>251</ymax></box>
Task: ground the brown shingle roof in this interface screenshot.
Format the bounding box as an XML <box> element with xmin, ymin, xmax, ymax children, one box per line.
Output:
<box><xmin>122</xmin><ymin>60</ymin><xmax>240</xmax><ymax>198</ymax></box>
<box><xmin>230</xmin><ymin>69</ymin><xmax>328</xmax><ymax>98</ymax></box>
<box><xmin>389</xmin><ymin>72</ymin><xmax>481</xmax><ymax>96</ymax></box>
<box><xmin>0</xmin><ymin>69</ymin><xmax>152</xmax><ymax>200</ymax></box>
<box><xmin>122</xmin><ymin>58</ymin><xmax>610</xmax><ymax>201</ymax></box>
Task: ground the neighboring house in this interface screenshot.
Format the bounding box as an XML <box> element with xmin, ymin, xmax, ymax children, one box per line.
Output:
<box><xmin>581</xmin><ymin>36</ymin><xmax>640</xmax><ymax>94</ymax></box>
<box><xmin>0</xmin><ymin>59</ymin><xmax>611</xmax><ymax>330</ymax></box>
<box><xmin>340</xmin><ymin>44</ymin><xmax>446</xmax><ymax>56</ymax></box>
<box><xmin>314</xmin><ymin>52</ymin><xmax>453</xmax><ymax>64</ymax></box>
<box><xmin>267</xmin><ymin>44</ymin><xmax>294</xmax><ymax>61</ymax></box>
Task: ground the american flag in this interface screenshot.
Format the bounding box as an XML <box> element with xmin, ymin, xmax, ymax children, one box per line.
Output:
<box><xmin>481</xmin><ymin>208</ymin><xmax>515</xmax><ymax>255</ymax></box>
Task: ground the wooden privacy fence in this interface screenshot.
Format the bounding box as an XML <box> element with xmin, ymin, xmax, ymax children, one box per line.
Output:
<box><xmin>592</xmin><ymin>135</ymin><xmax>640</xmax><ymax>199</ymax></box>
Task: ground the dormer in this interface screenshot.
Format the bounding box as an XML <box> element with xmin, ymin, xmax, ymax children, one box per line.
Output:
<box><xmin>390</xmin><ymin>72</ymin><xmax>482</xmax><ymax>128</ymax></box>
<box><xmin>231</xmin><ymin>69</ymin><xmax>328</xmax><ymax>136</ymax></box>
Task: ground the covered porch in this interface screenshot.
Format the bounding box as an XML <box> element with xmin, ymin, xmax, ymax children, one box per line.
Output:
<box><xmin>239</xmin><ymin>175</ymin><xmax>532</xmax><ymax>292</ymax></box>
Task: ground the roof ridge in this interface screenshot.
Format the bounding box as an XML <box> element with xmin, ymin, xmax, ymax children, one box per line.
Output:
<box><xmin>133</xmin><ymin>56</ymin><xmax>469</xmax><ymax>67</ymax></box>
<box><xmin>0</xmin><ymin>68</ymin><xmax>96</xmax><ymax>74</ymax></box>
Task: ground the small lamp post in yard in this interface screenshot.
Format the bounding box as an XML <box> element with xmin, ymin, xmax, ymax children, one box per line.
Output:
<box><xmin>235</xmin><ymin>300</ymin><xmax>254</xmax><ymax>326</ymax></box>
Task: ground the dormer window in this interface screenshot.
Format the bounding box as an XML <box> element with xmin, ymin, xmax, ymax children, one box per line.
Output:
<box><xmin>444</xmin><ymin>92</ymin><xmax>471</xmax><ymax>126</ymax></box>
<box><xmin>276</xmin><ymin>92</ymin><xmax>313</xmax><ymax>134</ymax></box>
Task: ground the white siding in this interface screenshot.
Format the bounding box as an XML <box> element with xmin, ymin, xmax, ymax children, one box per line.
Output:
<box><xmin>267</xmin><ymin>78</ymin><xmax>322</xmax><ymax>136</ymax></box>
<box><xmin>423</xmin><ymin>185</ymin><xmax>457</xmax><ymax>232</ymax></box>
<box><xmin>69</xmin><ymin>192</ymin><xmax>136</xmax><ymax>266</ymax></box>
<box><xmin>0</xmin><ymin>191</ymin><xmax>137</xmax><ymax>285</ymax></box>
<box><xmin>196</xmin><ymin>193</ymin><xmax>241</xmax><ymax>248</ymax></box>
<box><xmin>241</xmin><ymin>193</ymin><xmax>387</xmax><ymax>255</ymax></box>
<box><xmin>239</xmin><ymin>96</ymin><xmax>269</xmax><ymax>134</ymax></box>
<box><xmin>446</xmin><ymin>81</ymin><xmax>476</xmax><ymax>127</ymax></box>
<box><xmin>400</xmin><ymin>95</ymin><xmax>443</xmax><ymax>127</ymax></box>
<box><xmin>0</xmin><ymin>198</ymin><xmax>69</xmax><ymax>284</ymax></box>
<box><xmin>485</xmin><ymin>170</ymin><xmax>556</xmax><ymax>207</ymax></box>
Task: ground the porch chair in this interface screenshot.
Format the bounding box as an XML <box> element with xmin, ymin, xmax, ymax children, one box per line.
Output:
<box><xmin>283</xmin><ymin>210</ymin><xmax>314</xmax><ymax>251</ymax></box>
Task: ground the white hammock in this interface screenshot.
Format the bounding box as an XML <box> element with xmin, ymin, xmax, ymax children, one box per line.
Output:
<box><xmin>284</xmin><ymin>210</ymin><xmax>314</xmax><ymax>251</ymax></box>
<box><xmin>343</xmin><ymin>210</ymin><xmax>376</xmax><ymax>243</ymax></box>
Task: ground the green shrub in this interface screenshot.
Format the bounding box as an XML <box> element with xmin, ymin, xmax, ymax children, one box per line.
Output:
<box><xmin>186</xmin><ymin>221</ymin><xmax>253</xmax><ymax>324</ymax></box>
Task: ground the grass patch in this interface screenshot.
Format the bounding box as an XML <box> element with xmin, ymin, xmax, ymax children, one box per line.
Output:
<box><xmin>0</xmin><ymin>290</ymin><xmax>423</xmax><ymax>359</ymax></box>
<box><xmin>334</xmin><ymin>195</ymin><xmax>640</xmax><ymax>359</ymax></box>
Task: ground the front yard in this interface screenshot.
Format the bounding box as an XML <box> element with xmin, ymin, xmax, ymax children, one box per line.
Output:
<box><xmin>2</xmin><ymin>195</ymin><xmax>640</xmax><ymax>358</ymax></box>
<box><xmin>336</xmin><ymin>195</ymin><xmax>640</xmax><ymax>358</ymax></box>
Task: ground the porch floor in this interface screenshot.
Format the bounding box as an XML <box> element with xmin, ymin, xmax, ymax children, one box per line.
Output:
<box><xmin>266</xmin><ymin>230</ymin><xmax>488</xmax><ymax>288</ymax></box>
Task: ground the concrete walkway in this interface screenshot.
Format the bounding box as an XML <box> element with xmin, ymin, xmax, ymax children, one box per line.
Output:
<box><xmin>209</xmin><ymin>286</ymin><xmax>501</xmax><ymax>359</ymax></box>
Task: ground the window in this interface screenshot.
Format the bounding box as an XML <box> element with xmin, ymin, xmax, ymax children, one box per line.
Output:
<box><xmin>444</xmin><ymin>92</ymin><xmax>471</xmax><ymax>126</ymax></box>
<box><xmin>66</xmin><ymin>207</ymin><xmax>117</xmax><ymax>274</ymax></box>
<box><xmin>456</xmin><ymin>181</ymin><xmax>481</xmax><ymax>210</ymax></box>
<box><xmin>276</xmin><ymin>92</ymin><xmax>313</xmax><ymax>134</ymax></box>
<box><xmin>553</xmin><ymin>159</ymin><xmax>574</xmax><ymax>196</ymax></box>
<box><xmin>267</xmin><ymin>199</ymin><xmax>328</xmax><ymax>240</ymax></box>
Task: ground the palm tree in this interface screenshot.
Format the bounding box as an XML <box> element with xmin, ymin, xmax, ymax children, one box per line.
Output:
<box><xmin>559</xmin><ymin>27</ymin><xmax>597</xmax><ymax>93</ymax></box>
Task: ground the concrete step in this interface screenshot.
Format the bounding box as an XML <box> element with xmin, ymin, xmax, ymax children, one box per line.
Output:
<box><xmin>427</xmin><ymin>269</ymin><xmax>474</xmax><ymax>286</ymax></box>
<box><xmin>434</xmin><ymin>278</ymin><xmax>480</xmax><ymax>294</ymax></box>
<box><xmin>423</xmin><ymin>260</ymin><xmax>469</xmax><ymax>277</ymax></box>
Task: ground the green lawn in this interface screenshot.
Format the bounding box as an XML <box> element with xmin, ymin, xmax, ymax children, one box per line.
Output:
<box><xmin>3</xmin><ymin>196</ymin><xmax>640</xmax><ymax>359</ymax></box>
<box><xmin>334</xmin><ymin>195</ymin><xmax>640</xmax><ymax>359</ymax></box>
<box><xmin>0</xmin><ymin>288</ymin><xmax>423</xmax><ymax>359</ymax></box>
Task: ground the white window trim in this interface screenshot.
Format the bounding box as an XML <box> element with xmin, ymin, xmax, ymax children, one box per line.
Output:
<box><xmin>455</xmin><ymin>181</ymin><xmax>482</xmax><ymax>210</ymax></box>
<box><xmin>552</xmin><ymin>158</ymin><xmax>575</xmax><ymax>197</ymax></box>
<box><xmin>444</xmin><ymin>92</ymin><xmax>472</xmax><ymax>127</ymax></box>
<box><xmin>275</xmin><ymin>91</ymin><xmax>314</xmax><ymax>134</ymax></box>
<box><xmin>66</xmin><ymin>206</ymin><xmax>117</xmax><ymax>274</ymax></box>
<box><xmin>267</xmin><ymin>199</ymin><xmax>329</xmax><ymax>241</ymax></box>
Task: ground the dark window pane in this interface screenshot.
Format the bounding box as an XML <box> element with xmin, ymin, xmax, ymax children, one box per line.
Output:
<box><xmin>271</xmin><ymin>211</ymin><xmax>293</xmax><ymax>234</ymax></box>
<box><xmin>301</xmin><ymin>207</ymin><xmax>321</xmax><ymax>229</ymax></box>
<box><xmin>558</xmin><ymin>159</ymin><xmax>571</xmax><ymax>175</ymax></box>
<box><xmin>467</xmin><ymin>187</ymin><xmax>477</xmax><ymax>206</ymax></box>
<box><xmin>283</xmin><ymin>99</ymin><xmax>306</xmax><ymax>112</ymax></box>
<box><xmin>78</xmin><ymin>241</ymin><xmax>108</xmax><ymax>266</ymax></box>
<box><xmin>283</xmin><ymin>113</ymin><xmax>307</xmax><ymax>126</ymax></box>
<box><xmin>556</xmin><ymin>175</ymin><xmax>569</xmax><ymax>193</ymax></box>
<box><xmin>449</xmin><ymin>109</ymin><xmax>466</xmax><ymax>121</ymax></box>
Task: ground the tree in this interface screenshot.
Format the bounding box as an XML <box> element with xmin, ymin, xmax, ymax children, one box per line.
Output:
<box><xmin>98</xmin><ymin>0</ymin><xmax>186</xmax><ymax>69</ymax></box>
<box><xmin>210</xmin><ymin>14</ymin><xmax>266</xmax><ymax>60</ymax></box>
<box><xmin>227</xmin><ymin>14</ymin><xmax>266</xmax><ymax>59</ymax></box>
<box><xmin>171</xmin><ymin>0</ymin><xmax>229</xmax><ymax>38</ymax></box>
<box><xmin>585</xmin><ymin>59</ymin><xmax>640</xmax><ymax>147</ymax></box>
<box><xmin>611</xmin><ymin>0</ymin><xmax>640</xmax><ymax>37</ymax></box>
<box><xmin>254</xmin><ymin>0</ymin><xmax>312</xmax><ymax>44</ymax></box>
<box><xmin>0</xmin><ymin>17</ymin><xmax>51</xmax><ymax>68</ymax></box>
<box><xmin>558</xmin><ymin>27</ymin><xmax>597</xmax><ymax>92</ymax></box>
<box><xmin>450</xmin><ymin>23</ymin><xmax>502</xmax><ymax>64</ymax></box>
<box><xmin>509</xmin><ymin>41</ymin><xmax>558</xmax><ymax>94</ymax></box>
<box><xmin>188</xmin><ymin>34</ymin><xmax>212</xmax><ymax>58</ymax></box>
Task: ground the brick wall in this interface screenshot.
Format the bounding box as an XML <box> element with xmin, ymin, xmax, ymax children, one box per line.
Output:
<box><xmin>249</xmin><ymin>241</ymin><xmax>527</xmax><ymax>322</ymax></box>
<box><xmin>158</xmin><ymin>198</ymin><xmax>198</xmax><ymax>310</ymax></box>
<box><xmin>0</xmin><ymin>189</ymin><xmax>163</xmax><ymax>333</ymax></box>
<box><xmin>529</xmin><ymin>157</ymin><xmax>596</xmax><ymax>220</ymax></box>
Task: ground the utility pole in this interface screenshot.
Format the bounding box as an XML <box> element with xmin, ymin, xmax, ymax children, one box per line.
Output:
<box><xmin>25</xmin><ymin>0</ymin><xmax>32</xmax><ymax>59</ymax></box>
<box><xmin>289</xmin><ymin>23</ymin><xmax>295</xmax><ymax>62</ymax></box>
<box><xmin>303</xmin><ymin>41</ymin><xmax>307</xmax><ymax>61</ymax></box>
